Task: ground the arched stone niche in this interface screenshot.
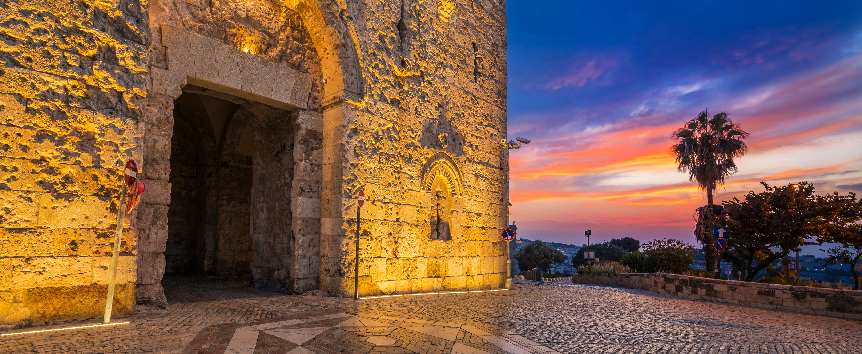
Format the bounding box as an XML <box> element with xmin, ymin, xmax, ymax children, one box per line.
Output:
<box><xmin>421</xmin><ymin>153</ymin><xmax>463</xmax><ymax>241</ymax></box>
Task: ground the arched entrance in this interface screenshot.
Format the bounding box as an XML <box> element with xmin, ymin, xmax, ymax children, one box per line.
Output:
<box><xmin>165</xmin><ymin>87</ymin><xmax>297</xmax><ymax>289</ymax></box>
<box><xmin>136</xmin><ymin>21</ymin><xmax>339</xmax><ymax>305</ymax></box>
<box><xmin>139</xmin><ymin>0</ymin><xmax>369</xmax><ymax>305</ymax></box>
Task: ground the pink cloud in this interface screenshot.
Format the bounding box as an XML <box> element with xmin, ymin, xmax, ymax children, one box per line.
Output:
<box><xmin>537</xmin><ymin>56</ymin><xmax>621</xmax><ymax>90</ymax></box>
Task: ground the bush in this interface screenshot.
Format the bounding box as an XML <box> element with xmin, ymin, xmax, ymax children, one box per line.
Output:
<box><xmin>573</xmin><ymin>243</ymin><xmax>626</xmax><ymax>267</ymax></box>
<box><xmin>757</xmin><ymin>275</ymin><xmax>824</xmax><ymax>288</ymax></box>
<box><xmin>609</xmin><ymin>237</ymin><xmax>641</xmax><ymax>252</ymax></box>
<box><xmin>620</xmin><ymin>251</ymin><xmax>646</xmax><ymax>272</ymax></box>
<box><xmin>577</xmin><ymin>261</ymin><xmax>631</xmax><ymax>275</ymax></box>
<box><xmin>642</xmin><ymin>239</ymin><xmax>695</xmax><ymax>274</ymax></box>
<box><xmin>515</xmin><ymin>240</ymin><xmax>566</xmax><ymax>272</ymax></box>
<box><xmin>685</xmin><ymin>268</ymin><xmax>717</xmax><ymax>278</ymax></box>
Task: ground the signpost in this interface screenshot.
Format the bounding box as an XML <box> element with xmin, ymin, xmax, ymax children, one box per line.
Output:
<box><xmin>105</xmin><ymin>160</ymin><xmax>144</xmax><ymax>324</ymax></box>
<box><xmin>354</xmin><ymin>188</ymin><xmax>364</xmax><ymax>300</ymax></box>
<box><xmin>585</xmin><ymin>230</ymin><xmax>592</xmax><ymax>274</ymax></box>
<box><xmin>789</xmin><ymin>259</ymin><xmax>797</xmax><ymax>279</ymax></box>
<box><xmin>712</xmin><ymin>226</ymin><xmax>729</xmax><ymax>276</ymax></box>
<box><xmin>502</xmin><ymin>228</ymin><xmax>515</xmax><ymax>241</ymax></box>
<box><xmin>713</xmin><ymin>226</ymin><xmax>728</xmax><ymax>239</ymax></box>
<box><xmin>714</xmin><ymin>239</ymin><xmax>727</xmax><ymax>251</ymax></box>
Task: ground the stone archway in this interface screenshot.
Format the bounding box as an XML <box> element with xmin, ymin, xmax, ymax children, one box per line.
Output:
<box><xmin>137</xmin><ymin>25</ymin><xmax>328</xmax><ymax>306</ymax></box>
<box><xmin>140</xmin><ymin>0</ymin><xmax>367</xmax><ymax>304</ymax></box>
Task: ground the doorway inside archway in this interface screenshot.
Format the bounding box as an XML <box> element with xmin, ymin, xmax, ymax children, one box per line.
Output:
<box><xmin>165</xmin><ymin>86</ymin><xmax>296</xmax><ymax>292</ymax></box>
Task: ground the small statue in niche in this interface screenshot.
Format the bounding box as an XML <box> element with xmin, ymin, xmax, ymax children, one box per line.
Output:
<box><xmin>430</xmin><ymin>190</ymin><xmax>451</xmax><ymax>241</ymax></box>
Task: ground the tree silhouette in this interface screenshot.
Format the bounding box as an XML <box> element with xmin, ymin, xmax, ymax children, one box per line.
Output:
<box><xmin>671</xmin><ymin>110</ymin><xmax>749</xmax><ymax>272</ymax></box>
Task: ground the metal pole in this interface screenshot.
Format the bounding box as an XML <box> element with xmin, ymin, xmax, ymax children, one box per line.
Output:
<box><xmin>354</xmin><ymin>204</ymin><xmax>361</xmax><ymax>300</ymax></box>
<box><xmin>796</xmin><ymin>249</ymin><xmax>800</xmax><ymax>281</ymax></box>
<box><xmin>104</xmin><ymin>184</ymin><xmax>128</xmax><ymax>324</ymax></box>
<box><xmin>717</xmin><ymin>251</ymin><xmax>721</xmax><ymax>278</ymax></box>
<box><xmin>587</xmin><ymin>234</ymin><xmax>591</xmax><ymax>274</ymax></box>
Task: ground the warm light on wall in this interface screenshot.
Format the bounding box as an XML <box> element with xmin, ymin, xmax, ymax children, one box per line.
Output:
<box><xmin>0</xmin><ymin>322</ymin><xmax>130</xmax><ymax>337</ymax></box>
<box><xmin>360</xmin><ymin>289</ymin><xmax>508</xmax><ymax>299</ymax></box>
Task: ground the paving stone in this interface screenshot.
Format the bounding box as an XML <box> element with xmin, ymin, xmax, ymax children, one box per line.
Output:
<box><xmin>1</xmin><ymin>278</ymin><xmax>860</xmax><ymax>353</ymax></box>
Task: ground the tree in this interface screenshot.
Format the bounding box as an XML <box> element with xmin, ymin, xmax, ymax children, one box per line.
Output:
<box><xmin>515</xmin><ymin>240</ymin><xmax>565</xmax><ymax>273</ymax></box>
<box><xmin>723</xmin><ymin>182</ymin><xmax>859</xmax><ymax>281</ymax></box>
<box><xmin>572</xmin><ymin>242</ymin><xmax>626</xmax><ymax>267</ymax></box>
<box><xmin>818</xmin><ymin>193</ymin><xmax>862</xmax><ymax>290</ymax></box>
<box><xmin>671</xmin><ymin>110</ymin><xmax>749</xmax><ymax>205</ymax></box>
<box><xmin>671</xmin><ymin>110</ymin><xmax>749</xmax><ymax>273</ymax></box>
<box><xmin>642</xmin><ymin>239</ymin><xmax>695</xmax><ymax>274</ymax></box>
<box><xmin>609</xmin><ymin>237</ymin><xmax>640</xmax><ymax>252</ymax></box>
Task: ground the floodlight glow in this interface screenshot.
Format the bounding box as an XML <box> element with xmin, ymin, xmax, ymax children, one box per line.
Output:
<box><xmin>0</xmin><ymin>322</ymin><xmax>130</xmax><ymax>337</ymax></box>
<box><xmin>359</xmin><ymin>288</ymin><xmax>509</xmax><ymax>299</ymax></box>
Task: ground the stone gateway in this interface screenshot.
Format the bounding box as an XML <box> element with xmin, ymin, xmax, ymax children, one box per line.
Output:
<box><xmin>0</xmin><ymin>0</ymin><xmax>509</xmax><ymax>326</ymax></box>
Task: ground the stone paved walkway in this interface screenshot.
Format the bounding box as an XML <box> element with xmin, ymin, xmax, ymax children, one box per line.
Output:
<box><xmin>1</xmin><ymin>277</ymin><xmax>860</xmax><ymax>353</ymax></box>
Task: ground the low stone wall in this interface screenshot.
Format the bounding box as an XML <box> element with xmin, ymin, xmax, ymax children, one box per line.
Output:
<box><xmin>572</xmin><ymin>273</ymin><xmax>862</xmax><ymax>321</ymax></box>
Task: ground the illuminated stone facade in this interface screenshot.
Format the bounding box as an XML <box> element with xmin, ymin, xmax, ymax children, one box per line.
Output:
<box><xmin>0</xmin><ymin>0</ymin><xmax>508</xmax><ymax>326</ymax></box>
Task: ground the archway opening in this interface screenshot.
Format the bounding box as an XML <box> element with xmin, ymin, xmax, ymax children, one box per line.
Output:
<box><xmin>165</xmin><ymin>87</ymin><xmax>296</xmax><ymax>296</ymax></box>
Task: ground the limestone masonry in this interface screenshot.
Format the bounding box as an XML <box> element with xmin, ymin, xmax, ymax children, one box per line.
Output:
<box><xmin>0</xmin><ymin>0</ymin><xmax>509</xmax><ymax>326</ymax></box>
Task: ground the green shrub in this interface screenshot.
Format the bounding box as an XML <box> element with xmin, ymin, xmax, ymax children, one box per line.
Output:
<box><xmin>642</xmin><ymin>239</ymin><xmax>695</xmax><ymax>274</ymax></box>
<box><xmin>577</xmin><ymin>261</ymin><xmax>631</xmax><ymax>275</ymax></box>
<box><xmin>572</xmin><ymin>243</ymin><xmax>626</xmax><ymax>267</ymax></box>
<box><xmin>620</xmin><ymin>251</ymin><xmax>646</xmax><ymax>272</ymax></box>
<box><xmin>757</xmin><ymin>275</ymin><xmax>823</xmax><ymax>288</ymax></box>
<box><xmin>685</xmin><ymin>268</ymin><xmax>718</xmax><ymax>278</ymax></box>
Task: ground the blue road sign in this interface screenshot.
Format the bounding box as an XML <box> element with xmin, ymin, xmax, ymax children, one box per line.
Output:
<box><xmin>713</xmin><ymin>226</ymin><xmax>729</xmax><ymax>239</ymax></box>
<box><xmin>502</xmin><ymin>228</ymin><xmax>515</xmax><ymax>241</ymax></box>
<box><xmin>714</xmin><ymin>239</ymin><xmax>727</xmax><ymax>251</ymax></box>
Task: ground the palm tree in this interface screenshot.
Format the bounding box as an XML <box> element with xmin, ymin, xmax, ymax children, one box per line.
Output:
<box><xmin>671</xmin><ymin>110</ymin><xmax>749</xmax><ymax>205</ymax></box>
<box><xmin>671</xmin><ymin>110</ymin><xmax>749</xmax><ymax>273</ymax></box>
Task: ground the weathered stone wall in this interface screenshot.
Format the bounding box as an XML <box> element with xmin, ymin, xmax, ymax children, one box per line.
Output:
<box><xmin>0</xmin><ymin>0</ymin><xmax>147</xmax><ymax>325</ymax></box>
<box><xmin>2</xmin><ymin>0</ymin><xmax>509</xmax><ymax>325</ymax></box>
<box><xmin>327</xmin><ymin>0</ymin><xmax>510</xmax><ymax>296</ymax></box>
<box><xmin>571</xmin><ymin>273</ymin><xmax>862</xmax><ymax>321</ymax></box>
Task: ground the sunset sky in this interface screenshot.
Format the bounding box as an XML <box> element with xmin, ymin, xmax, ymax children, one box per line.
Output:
<box><xmin>506</xmin><ymin>1</ymin><xmax>862</xmax><ymax>253</ymax></box>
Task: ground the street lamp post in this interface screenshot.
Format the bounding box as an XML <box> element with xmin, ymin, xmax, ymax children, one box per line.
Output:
<box><xmin>585</xmin><ymin>229</ymin><xmax>592</xmax><ymax>274</ymax></box>
<box><xmin>503</xmin><ymin>137</ymin><xmax>531</xmax><ymax>289</ymax></box>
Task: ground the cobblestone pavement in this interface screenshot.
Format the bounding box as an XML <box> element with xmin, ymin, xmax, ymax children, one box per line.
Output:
<box><xmin>2</xmin><ymin>277</ymin><xmax>860</xmax><ymax>353</ymax></box>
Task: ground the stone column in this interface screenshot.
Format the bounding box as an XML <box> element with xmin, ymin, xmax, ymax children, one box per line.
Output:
<box><xmin>135</xmin><ymin>94</ymin><xmax>174</xmax><ymax>307</ymax></box>
<box><xmin>291</xmin><ymin>110</ymin><xmax>324</xmax><ymax>293</ymax></box>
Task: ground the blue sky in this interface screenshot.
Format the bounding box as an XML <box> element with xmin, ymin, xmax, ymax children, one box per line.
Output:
<box><xmin>506</xmin><ymin>1</ymin><xmax>862</xmax><ymax>254</ymax></box>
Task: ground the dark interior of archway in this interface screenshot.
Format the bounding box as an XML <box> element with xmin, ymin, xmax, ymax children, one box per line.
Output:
<box><xmin>165</xmin><ymin>87</ymin><xmax>298</xmax><ymax>295</ymax></box>
<box><xmin>166</xmin><ymin>90</ymin><xmax>255</xmax><ymax>278</ymax></box>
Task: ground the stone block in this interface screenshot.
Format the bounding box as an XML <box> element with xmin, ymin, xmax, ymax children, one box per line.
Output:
<box><xmin>447</xmin><ymin>257</ymin><xmax>464</xmax><ymax>277</ymax></box>
<box><xmin>136</xmin><ymin>282</ymin><xmax>168</xmax><ymax>308</ymax></box>
<box><xmin>150</xmin><ymin>67</ymin><xmax>185</xmax><ymax>97</ymax></box>
<box><xmin>93</xmin><ymin>255</ymin><xmax>137</xmax><ymax>285</ymax></box>
<box><xmin>36</xmin><ymin>193</ymin><xmax>114</xmax><ymax>229</ymax></box>
<box><xmin>136</xmin><ymin>203</ymin><xmax>169</xmax><ymax>229</ymax></box>
<box><xmin>443</xmin><ymin>276</ymin><xmax>466</xmax><ymax>290</ymax></box>
<box><xmin>293</xmin><ymin>278</ymin><xmax>317</xmax><ymax>294</ymax></box>
<box><xmin>292</xmin><ymin>197</ymin><xmax>321</xmax><ymax>219</ymax></box>
<box><xmin>0</xmin><ymin>190</ymin><xmax>39</xmax><ymax>228</ymax></box>
<box><xmin>140</xmin><ymin>179</ymin><xmax>171</xmax><ymax>205</ymax></box>
<box><xmin>4</xmin><ymin>256</ymin><xmax>93</xmax><ymax>289</ymax></box>
<box><xmin>321</xmin><ymin>217</ymin><xmax>344</xmax><ymax>236</ymax></box>
<box><xmin>136</xmin><ymin>252</ymin><xmax>165</xmax><ymax>285</ymax></box>
<box><xmin>137</xmin><ymin>227</ymin><xmax>168</xmax><ymax>253</ymax></box>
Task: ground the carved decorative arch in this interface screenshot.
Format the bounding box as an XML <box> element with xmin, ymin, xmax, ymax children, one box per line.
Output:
<box><xmin>421</xmin><ymin>152</ymin><xmax>462</xmax><ymax>196</ymax></box>
<box><xmin>294</xmin><ymin>0</ymin><xmax>366</xmax><ymax>104</ymax></box>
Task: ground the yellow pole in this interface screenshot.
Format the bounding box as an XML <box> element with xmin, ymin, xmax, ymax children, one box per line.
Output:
<box><xmin>104</xmin><ymin>184</ymin><xmax>128</xmax><ymax>324</ymax></box>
